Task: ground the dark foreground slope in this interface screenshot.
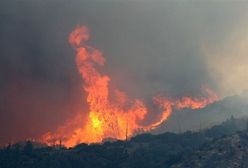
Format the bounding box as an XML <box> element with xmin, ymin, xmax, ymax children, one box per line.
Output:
<box><xmin>0</xmin><ymin>117</ymin><xmax>247</xmax><ymax>168</ymax></box>
<box><xmin>172</xmin><ymin>131</ymin><xmax>248</xmax><ymax>168</ymax></box>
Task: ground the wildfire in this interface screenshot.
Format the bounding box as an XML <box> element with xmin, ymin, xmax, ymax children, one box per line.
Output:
<box><xmin>41</xmin><ymin>26</ymin><xmax>219</xmax><ymax>147</ymax></box>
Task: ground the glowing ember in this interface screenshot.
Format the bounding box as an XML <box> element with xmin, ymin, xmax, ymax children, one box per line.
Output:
<box><xmin>41</xmin><ymin>26</ymin><xmax>219</xmax><ymax>147</ymax></box>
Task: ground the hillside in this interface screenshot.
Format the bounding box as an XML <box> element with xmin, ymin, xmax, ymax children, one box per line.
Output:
<box><xmin>0</xmin><ymin>117</ymin><xmax>247</xmax><ymax>168</ymax></box>
<box><xmin>172</xmin><ymin>131</ymin><xmax>248</xmax><ymax>168</ymax></box>
<box><xmin>154</xmin><ymin>93</ymin><xmax>248</xmax><ymax>133</ymax></box>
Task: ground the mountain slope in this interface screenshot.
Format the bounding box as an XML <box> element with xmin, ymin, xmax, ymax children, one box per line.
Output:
<box><xmin>0</xmin><ymin>117</ymin><xmax>247</xmax><ymax>168</ymax></box>
<box><xmin>154</xmin><ymin>94</ymin><xmax>248</xmax><ymax>134</ymax></box>
<box><xmin>172</xmin><ymin>131</ymin><xmax>248</xmax><ymax>168</ymax></box>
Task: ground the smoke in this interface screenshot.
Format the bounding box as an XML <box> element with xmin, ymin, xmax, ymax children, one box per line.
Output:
<box><xmin>0</xmin><ymin>0</ymin><xmax>248</xmax><ymax>145</ymax></box>
<box><xmin>204</xmin><ymin>17</ymin><xmax>248</xmax><ymax>97</ymax></box>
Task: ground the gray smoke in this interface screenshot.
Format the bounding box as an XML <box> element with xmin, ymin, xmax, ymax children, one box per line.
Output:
<box><xmin>0</xmin><ymin>0</ymin><xmax>248</xmax><ymax>145</ymax></box>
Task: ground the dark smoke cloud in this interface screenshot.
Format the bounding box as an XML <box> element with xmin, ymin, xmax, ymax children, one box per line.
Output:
<box><xmin>0</xmin><ymin>0</ymin><xmax>247</xmax><ymax>145</ymax></box>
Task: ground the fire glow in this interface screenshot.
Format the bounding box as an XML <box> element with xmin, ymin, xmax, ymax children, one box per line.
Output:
<box><xmin>41</xmin><ymin>26</ymin><xmax>219</xmax><ymax>147</ymax></box>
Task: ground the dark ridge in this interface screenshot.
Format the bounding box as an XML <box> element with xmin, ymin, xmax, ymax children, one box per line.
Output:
<box><xmin>1</xmin><ymin>116</ymin><xmax>248</xmax><ymax>168</ymax></box>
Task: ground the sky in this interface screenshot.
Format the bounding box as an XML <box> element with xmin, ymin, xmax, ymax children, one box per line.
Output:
<box><xmin>1</xmin><ymin>0</ymin><xmax>248</xmax><ymax>145</ymax></box>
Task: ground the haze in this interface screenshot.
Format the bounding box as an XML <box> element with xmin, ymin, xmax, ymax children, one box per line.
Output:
<box><xmin>1</xmin><ymin>0</ymin><xmax>248</xmax><ymax>146</ymax></box>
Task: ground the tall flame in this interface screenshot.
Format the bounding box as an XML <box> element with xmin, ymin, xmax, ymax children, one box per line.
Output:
<box><xmin>41</xmin><ymin>26</ymin><xmax>219</xmax><ymax>147</ymax></box>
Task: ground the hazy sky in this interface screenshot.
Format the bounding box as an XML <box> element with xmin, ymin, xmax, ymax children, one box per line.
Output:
<box><xmin>1</xmin><ymin>0</ymin><xmax>248</xmax><ymax>145</ymax></box>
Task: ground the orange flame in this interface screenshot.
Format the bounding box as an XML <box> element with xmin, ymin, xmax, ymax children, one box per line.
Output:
<box><xmin>41</xmin><ymin>26</ymin><xmax>219</xmax><ymax>147</ymax></box>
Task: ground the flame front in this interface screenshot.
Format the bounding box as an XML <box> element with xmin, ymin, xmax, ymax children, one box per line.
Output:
<box><xmin>41</xmin><ymin>26</ymin><xmax>219</xmax><ymax>147</ymax></box>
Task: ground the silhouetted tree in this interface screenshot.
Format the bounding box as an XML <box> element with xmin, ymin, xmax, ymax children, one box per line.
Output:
<box><xmin>23</xmin><ymin>141</ymin><xmax>33</xmax><ymax>155</ymax></box>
